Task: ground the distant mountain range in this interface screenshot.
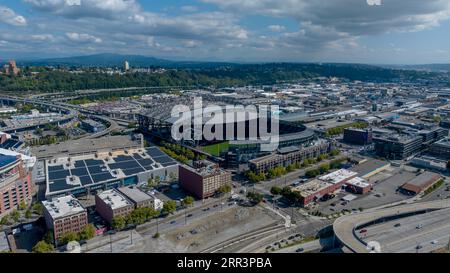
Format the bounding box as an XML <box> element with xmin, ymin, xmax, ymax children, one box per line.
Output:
<box><xmin>18</xmin><ymin>53</ymin><xmax>238</xmax><ymax>69</ymax></box>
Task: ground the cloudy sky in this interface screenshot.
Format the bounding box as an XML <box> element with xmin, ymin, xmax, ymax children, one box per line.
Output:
<box><xmin>1</xmin><ymin>0</ymin><xmax>450</xmax><ymax>64</ymax></box>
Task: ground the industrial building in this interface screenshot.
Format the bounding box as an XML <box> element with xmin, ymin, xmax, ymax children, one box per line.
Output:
<box><xmin>292</xmin><ymin>169</ymin><xmax>359</xmax><ymax>206</ymax></box>
<box><xmin>350</xmin><ymin>159</ymin><xmax>391</xmax><ymax>179</ymax></box>
<box><xmin>178</xmin><ymin>161</ymin><xmax>231</xmax><ymax>199</ymax></box>
<box><xmin>95</xmin><ymin>189</ymin><xmax>134</xmax><ymax>224</ymax></box>
<box><xmin>117</xmin><ymin>186</ymin><xmax>163</xmax><ymax>210</ymax></box>
<box><xmin>399</xmin><ymin>172</ymin><xmax>443</xmax><ymax>195</ymax></box>
<box><xmin>42</xmin><ymin>195</ymin><xmax>88</xmax><ymax>243</ymax></box>
<box><xmin>44</xmin><ymin>146</ymin><xmax>178</xmax><ymax>199</ymax></box>
<box><xmin>345</xmin><ymin>177</ymin><xmax>372</xmax><ymax>194</ymax></box>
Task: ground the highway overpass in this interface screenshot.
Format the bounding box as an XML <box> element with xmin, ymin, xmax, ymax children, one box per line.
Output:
<box><xmin>333</xmin><ymin>200</ymin><xmax>450</xmax><ymax>253</ymax></box>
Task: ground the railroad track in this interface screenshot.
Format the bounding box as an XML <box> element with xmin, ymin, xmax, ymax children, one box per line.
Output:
<box><xmin>200</xmin><ymin>223</ymin><xmax>286</xmax><ymax>253</ymax></box>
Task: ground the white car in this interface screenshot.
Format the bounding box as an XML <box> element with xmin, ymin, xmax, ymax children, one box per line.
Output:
<box><xmin>431</xmin><ymin>240</ymin><xmax>439</xmax><ymax>245</ymax></box>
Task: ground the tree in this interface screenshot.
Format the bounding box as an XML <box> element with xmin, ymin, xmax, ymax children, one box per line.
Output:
<box><xmin>79</xmin><ymin>224</ymin><xmax>96</xmax><ymax>241</ymax></box>
<box><xmin>329</xmin><ymin>150</ymin><xmax>340</xmax><ymax>157</ymax></box>
<box><xmin>10</xmin><ymin>209</ymin><xmax>20</xmax><ymax>222</ymax></box>
<box><xmin>270</xmin><ymin>186</ymin><xmax>282</xmax><ymax>195</ymax></box>
<box><xmin>112</xmin><ymin>216</ymin><xmax>126</xmax><ymax>231</ymax></box>
<box><xmin>32</xmin><ymin>202</ymin><xmax>44</xmax><ymax>215</ymax></box>
<box><xmin>306</xmin><ymin>169</ymin><xmax>320</xmax><ymax>178</ymax></box>
<box><xmin>181</xmin><ymin>196</ymin><xmax>195</xmax><ymax>207</ymax></box>
<box><xmin>154</xmin><ymin>176</ymin><xmax>161</xmax><ymax>185</ymax></box>
<box><xmin>0</xmin><ymin>215</ymin><xmax>9</xmax><ymax>226</ymax></box>
<box><xmin>319</xmin><ymin>163</ymin><xmax>330</xmax><ymax>174</ymax></box>
<box><xmin>25</xmin><ymin>209</ymin><xmax>32</xmax><ymax>219</ymax></box>
<box><xmin>247</xmin><ymin>192</ymin><xmax>263</xmax><ymax>204</ymax></box>
<box><xmin>218</xmin><ymin>184</ymin><xmax>232</xmax><ymax>195</ymax></box>
<box><xmin>32</xmin><ymin>241</ymin><xmax>54</xmax><ymax>253</ymax></box>
<box><xmin>59</xmin><ymin>232</ymin><xmax>79</xmax><ymax>245</ymax></box>
<box><xmin>147</xmin><ymin>178</ymin><xmax>154</xmax><ymax>188</ymax></box>
<box><xmin>19</xmin><ymin>200</ymin><xmax>27</xmax><ymax>210</ymax></box>
<box><xmin>162</xmin><ymin>200</ymin><xmax>177</xmax><ymax>215</ymax></box>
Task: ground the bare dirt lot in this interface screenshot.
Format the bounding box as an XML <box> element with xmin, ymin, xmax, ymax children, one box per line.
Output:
<box><xmin>138</xmin><ymin>206</ymin><xmax>280</xmax><ymax>253</ymax></box>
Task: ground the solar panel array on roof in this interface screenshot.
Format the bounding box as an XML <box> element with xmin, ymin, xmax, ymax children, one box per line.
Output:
<box><xmin>48</xmin><ymin>165</ymin><xmax>64</xmax><ymax>172</ymax></box>
<box><xmin>79</xmin><ymin>176</ymin><xmax>93</xmax><ymax>186</ymax></box>
<box><xmin>71</xmin><ymin>167</ymin><xmax>89</xmax><ymax>177</ymax></box>
<box><xmin>49</xmin><ymin>169</ymin><xmax>70</xmax><ymax>181</ymax></box>
<box><xmin>153</xmin><ymin>156</ymin><xmax>175</xmax><ymax>164</ymax></box>
<box><xmin>146</xmin><ymin>147</ymin><xmax>166</xmax><ymax>158</ymax></box>
<box><xmin>84</xmin><ymin>159</ymin><xmax>103</xmax><ymax>166</ymax></box>
<box><xmin>47</xmin><ymin>147</ymin><xmax>177</xmax><ymax>194</ymax></box>
<box><xmin>74</xmin><ymin>161</ymin><xmax>85</xmax><ymax>168</ymax></box>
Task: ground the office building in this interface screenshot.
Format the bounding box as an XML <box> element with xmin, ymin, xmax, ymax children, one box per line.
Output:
<box><xmin>429</xmin><ymin>137</ymin><xmax>450</xmax><ymax>160</ymax></box>
<box><xmin>179</xmin><ymin>161</ymin><xmax>231</xmax><ymax>199</ymax></box>
<box><xmin>343</xmin><ymin>128</ymin><xmax>373</xmax><ymax>145</ymax></box>
<box><xmin>42</xmin><ymin>195</ymin><xmax>88</xmax><ymax>242</ymax></box>
<box><xmin>373</xmin><ymin>134</ymin><xmax>422</xmax><ymax>160</ymax></box>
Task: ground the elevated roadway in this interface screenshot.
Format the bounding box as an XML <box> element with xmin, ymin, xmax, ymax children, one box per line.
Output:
<box><xmin>333</xmin><ymin>200</ymin><xmax>450</xmax><ymax>253</ymax></box>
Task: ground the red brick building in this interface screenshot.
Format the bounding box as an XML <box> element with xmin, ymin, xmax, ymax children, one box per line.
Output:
<box><xmin>42</xmin><ymin>195</ymin><xmax>88</xmax><ymax>243</ymax></box>
<box><xmin>179</xmin><ymin>161</ymin><xmax>231</xmax><ymax>199</ymax></box>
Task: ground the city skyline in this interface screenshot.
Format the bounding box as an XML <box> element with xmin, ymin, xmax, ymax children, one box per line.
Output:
<box><xmin>0</xmin><ymin>0</ymin><xmax>450</xmax><ymax>64</ymax></box>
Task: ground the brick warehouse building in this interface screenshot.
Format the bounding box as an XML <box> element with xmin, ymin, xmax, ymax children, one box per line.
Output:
<box><xmin>179</xmin><ymin>161</ymin><xmax>231</xmax><ymax>199</ymax></box>
<box><xmin>42</xmin><ymin>195</ymin><xmax>88</xmax><ymax>243</ymax></box>
<box><xmin>0</xmin><ymin>149</ymin><xmax>35</xmax><ymax>216</ymax></box>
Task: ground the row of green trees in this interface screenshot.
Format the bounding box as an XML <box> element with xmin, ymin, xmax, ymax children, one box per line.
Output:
<box><xmin>305</xmin><ymin>158</ymin><xmax>345</xmax><ymax>178</ymax></box>
<box><xmin>111</xmin><ymin>197</ymin><xmax>193</xmax><ymax>231</ymax></box>
<box><xmin>325</xmin><ymin>121</ymin><xmax>369</xmax><ymax>136</ymax></box>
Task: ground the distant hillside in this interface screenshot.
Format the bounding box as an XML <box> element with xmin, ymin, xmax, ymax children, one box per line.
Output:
<box><xmin>19</xmin><ymin>53</ymin><xmax>238</xmax><ymax>69</ymax></box>
<box><xmin>21</xmin><ymin>53</ymin><xmax>173</xmax><ymax>67</ymax></box>
<box><xmin>381</xmin><ymin>63</ymin><xmax>450</xmax><ymax>73</ymax></box>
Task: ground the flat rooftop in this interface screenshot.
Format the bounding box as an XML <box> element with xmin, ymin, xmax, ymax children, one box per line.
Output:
<box><xmin>292</xmin><ymin>179</ymin><xmax>332</xmax><ymax>197</ymax></box>
<box><xmin>97</xmin><ymin>189</ymin><xmax>132</xmax><ymax>210</ymax></box>
<box><xmin>318</xmin><ymin>169</ymin><xmax>358</xmax><ymax>185</ymax></box>
<box><xmin>117</xmin><ymin>186</ymin><xmax>152</xmax><ymax>203</ymax></box>
<box><xmin>350</xmin><ymin>159</ymin><xmax>390</xmax><ymax>177</ymax></box>
<box><xmin>42</xmin><ymin>195</ymin><xmax>85</xmax><ymax>219</ymax></box>
<box><xmin>31</xmin><ymin>135</ymin><xmax>143</xmax><ymax>160</ymax></box>
<box><xmin>45</xmin><ymin>146</ymin><xmax>177</xmax><ymax>196</ymax></box>
<box><xmin>433</xmin><ymin>137</ymin><xmax>450</xmax><ymax>148</ymax></box>
<box><xmin>346</xmin><ymin>177</ymin><xmax>370</xmax><ymax>188</ymax></box>
<box><xmin>402</xmin><ymin>172</ymin><xmax>442</xmax><ymax>188</ymax></box>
